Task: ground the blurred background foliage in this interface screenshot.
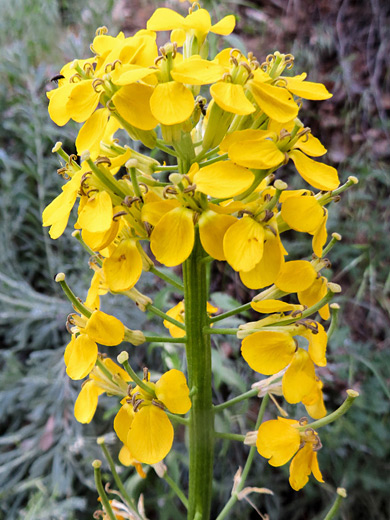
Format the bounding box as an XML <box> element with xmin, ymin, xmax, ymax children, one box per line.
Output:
<box><xmin>0</xmin><ymin>0</ymin><xmax>389</xmax><ymax>518</ymax></box>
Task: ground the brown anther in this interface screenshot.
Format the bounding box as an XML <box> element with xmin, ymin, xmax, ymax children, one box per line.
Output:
<box><xmin>127</xmin><ymin>385</ymin><xmax>133</xmax><ymax>397</ymax></box>
<box><xmin>143</xmin><ymin>367</ymin><xmax>149</xmax><ymax>380</ymax></box>
<box><xmin>266</xmin><ymin>54</ymin><xmax>274</xmax><ymax>64</ymax></box>
<box><xmin>92</xmin><ymin>78</ymin><xmax>105</xmax><ymax>93</ymax></box>
<box><xmin>333</xmin><ymin>195</ymin><xmax>341</xmax><ymax>202</ymax></box>
<box><xmin>83</xmin><ymin>62</ymin><xmax>94</xmax><ymax>75</ymax></box>
<box><xmin>105</xmin><ymin>99</ymin><xmax>116</xmax><ymax>112</ymax></box>
<box><xmin>138</xmin><ymin>182</ymin><xmax>149</xmax><ymax>194</ymax></box>
<box><xmin>154</xmin><ymin>55</ymin><xmax>165</xmax><ymax>66</ymax></box>
<box><xmin>239</xmin><ymin>61</ymin><xmax>252</xmax><ymax>74</ymax></box>
<box><xmin>260</xmin><ymin>62</ymin><xmax>268</xmax><ymax>72</ymax></box>
<box><xmin>274</xmin><ymin>78</ymin><xmax>288</xmax><ymax>88</ymax></box>
<box><xmin>95</xmin><ymin>26</ymin><xmax>108</xmax><ymax>36</ymax></box>
<box><xmin>284</xmin><ymin>54</ymin><xmax>295</xmax><ymax>69</ymax></box>
<box><xmin>133</xmin><ymin>399</ymin><xmax>144</xmax><ymax>413</ymax></box>
<box><xmin>322</xmin><ymin>257</ymin><xmax>332</xmax><ymax>268</ymax></box>
<box><xmin>293</xmin><ymin>338</ymin><xmax>299</xmax><ymax>351</ymax></box>
<box><xmin>183</xmin><ymin>184</ymin><xmax>196</xmax><ymax>195</ymax></box>
<box><xmin>313</xmin><ymin>436</ymin><xmax>323</xmax><ymax>451</ymax></box>
<box><xmin>57</xmin><ymin>167</ymin><xmax>70</xmax><ymax>180</ymax></box>
<box><xmin>163</xmin><ymin>186</ymin><xmax>178</xmax><ymax>198</ymax></box>
<box><xmin>183</xmin><ymin>174</ymin><xmax>192</xmax><ymax>185</ymax></box>
<box><xmin>113</xmin><ymin>211</ymin><xmax>127</xmax><ymax>221</ymax></box>
<box><xmin>86</xmin><ymin>189</ymin><xmax>99</xmax><ymax>197</ymax></box>
<box><xmin>279</xmin><ymin>129</ymin><xmax>291</xmax><ymax>140</ymax></box>
<box><xmin>250</xmin><ymin>60</ymin><xmax>259</xmax><ymax>70</ymax></box>
<box><xmin>283</xmin><ymin>152</ymin><xmax>289</xmax><ymax>165</ymax></box>
<box><xmin>222</xmin><ymin>72</ymin><xmax>233</xmax><ymax>82</ymax></box>
<box><xmin>262</xmin><ymin>209</ymin><xmax>274</xmax><ymax>222</ymax></box>
<box><xmin>299</xmin><ymin>416</ymin><xmax>309</xmax><ymax>426</ymax></box>
<box><xmin>69</xmin><ymin>154</ymin><xmax>78</xmax><ymax>164</ymax></box>
<box><xmin>238</xmin><ymin>209</ymin><xmax>254</xmax><ymax>218</ymax></box>
<box><xmin>291</xmin><ymin>309</ymin><xmax>303</xmax><ymax>318</ymax></box>
<box><xmin>151</xmin><ymin>399</ymin><xmax>165</xmax><ymax>410</ymax></box>
<box><xmin>95</xmin><ymin>156</ymin><xmax>112</xmax><ymax>166</ymax></box>
<box><xmin>80</xmin><ymin>172</ymin><xmax>91</xmax><ymax>189</ymax></box>
<box><xmin>230</xmin><ymin>48</ymin><xmax>242</xmax><ymax>59</ymax></box>
<box><xmin>297</xmin><ymin>318</ymin><xmax>319</xmax><ymax>333</ymax></box>
<box><xmin>265</xmin><ymin>224</ymin><xmax>277</xmax><ymax>236</ymax></box>
<box><xmin>122</xmin><ymin>195</ymin><xmax>141</xmax><ymax>207</ymax></box>
<box><xmin>69</xmin><ymin>73</ymin><xmax>82</xmax><ymax>83</ymax></box>
<box><xmin>193</xmin><ymin>212</ymin><xmax>200</xmax><ymax>226</ymax></box>
<box><xmin>143</xmin><ymin>222</ymin><xmax>152</xmax><ymax>236</ymax></box>
<box><xmin>263</xmin><ymin>193</ymin><xmax>272</xmax><ymax>202</ymax></box>
<box><xmin>131</xmin><ymin>392</ymin><xmax>140</xmax><ymax>407</ymax></box>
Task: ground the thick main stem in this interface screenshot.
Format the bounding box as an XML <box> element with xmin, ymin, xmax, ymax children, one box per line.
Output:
<box><xmin>183</xmin><ymin>229</ymin><xmax>214</xmax><ymax>520</ymax></box>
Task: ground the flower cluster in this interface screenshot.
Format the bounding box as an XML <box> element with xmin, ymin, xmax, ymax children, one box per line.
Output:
<box><xmin>43</xmin><ymin>1</ymin><xmax>356</xmax><ymax>502</ymax></box>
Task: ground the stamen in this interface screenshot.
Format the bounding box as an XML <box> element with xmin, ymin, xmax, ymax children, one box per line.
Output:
<box><xmin>95</xmin><ymin>156</ymin><xmax>112</xmax><ymax>166</ymax></box>
<box><xmin>69</xmin><ymin>73</ymin><xmax>82</xmax><ymax>83</ymax></box>
<box><xmin>113</xmin><ymin>211</ymin><xmax>127</xmax><ymax>221</ymax></box>
<box><xmin>122</xmin><ymin>195</ymin><xmax>142</xmax><ymax>207</ymax></box>
<box><xmin>151</xmin><ymin>399</ymin><xmax>165</xmax><ymax>410</ymax></box>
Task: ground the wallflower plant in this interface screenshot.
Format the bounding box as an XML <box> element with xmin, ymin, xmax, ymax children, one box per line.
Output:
<box><xmin>44</xmin><ymin>3</ymin><xmax>359</xmax><ymax>519</ymax></box>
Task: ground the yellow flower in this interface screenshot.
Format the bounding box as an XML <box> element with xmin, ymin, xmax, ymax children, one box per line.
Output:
<box><xmin>74</xmin><ymin>358</ymin><xmax>131</xmax><ymax>424</ymax></box>
<box><xmin>163</xmin><ymin>300</ymin><xmax>218</xmax><ymax>337</ymax></box>
<box><xmin>65</xmin><ymin>310</ymin><xmax>125</xmax><ymax>380</ymax></box>
<box><xmin>114</xmin><ymin>369</ymin><xmax>191</xmax><ymax>464</ymax></box>
<box><xmin>257</xmin><ymin>417</ymin><xmax>324</xmax><ymax>490</ymax></box>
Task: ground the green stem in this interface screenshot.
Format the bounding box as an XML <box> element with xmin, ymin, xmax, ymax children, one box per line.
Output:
<box><xmin>55</xmin><ymin>275</ymin><xmax>91</xmax><ymax>318</ymax></box>
<box><xmin>327</xmin><ymin>304</ymin><xmax>340</xmax><ymax>341</ymax></box>
<box><xmin>163</xmin><ymin>474</ymin><xmax>189</xmax><ymax>509</ymax></box>
<box><xmin>215</xmin><ymin>432</ymin><xmax>246</xmax><ymax>442</ymax></box>
<box><xmin>209</xmin><ymin>303</ymin><xmax>252</xmax><ymax>323</ymax></box>
<box><xmin>143</xmin><ymin>335</ymin><xmax>187</xmax><ymax>344</ymax></box>
<box><xmin>98</xmin><ymin>439</ymin><xmax>141</xmax><ymax>519</ymax></box>
<box><xmin>165</xmin><ymin>411</ymin><xmax>190</xmax><ymax>425</ymax></box>
<box><xmin>147</xmin><ymin>304</ymin><xmax>186</xmax><ymax>330</ymax></box>
<box><xmin>213</xmin><ymin>389</ymin><xmax>258</xmax><ymax>412</ymax></box>
<box><xmin>203</xmin><ymin>327</ymin><xmax>238</xmax><ymax>335</ymax></box>
<box><xmin>149</xmin><ymin>265</ymin><xmax>184</xmax><ymax>291</ymax></box>
<box><xmin>215</xmin><ymin>394</ymin><xmax>270</xmax><ymax>520</ymax></box>
<box><xmin>323</xmin><ymin>488</ymin><xmax>347</xmax><ymax>520</ymax></box>
<box><xmin>198</xmin><ymin>153</ymin><xmax>228</xmax><ymax>168</ymax></box>
<box><xmin>156</xmin><ymin>139</ymin><xmax>179</xmax><ymax>157</ymax></box>
<box><xmin>121</xmin><ymin>359</ymin><xmax>156</xmax><ymax>398</ymax></box>
<box><xmin>96</xmin><ymin>357</ymin><xmax>114</xmax><ymax>382</ymax></box>
<box><xmin>298</xmin><ymin>390</ymin><xmax>359</xmax><ymax>431</ymax></box>
<box><xmin>129</xmin><ymin>166</ymin><xmax>142</xmax><ymax>199</ymax></box>
<box><xmin>93</xmin><ymin>461</ymin><xmax>117</xmax><ymax>520</ymax></box>
<box><xmin>183</xmin><ymin>229</ymin><xmax>214</xmax><ymax>520</ymax></box>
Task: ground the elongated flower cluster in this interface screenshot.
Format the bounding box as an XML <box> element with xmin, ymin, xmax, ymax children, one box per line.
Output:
<box><xmin>43</xmin><ymin>2</ymin><xmax>357</xmax><ymax>501</ymax></box>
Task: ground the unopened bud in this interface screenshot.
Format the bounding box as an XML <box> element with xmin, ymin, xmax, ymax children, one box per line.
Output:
<box><xmin>117</xmin><ymin>351</ymin><xmax>129</xmax><ymax>364</ymax></box>
<box><xmin>55</xmin><ymin>272</ymin><xmax>66</xmax><ymax>282</ymax></box>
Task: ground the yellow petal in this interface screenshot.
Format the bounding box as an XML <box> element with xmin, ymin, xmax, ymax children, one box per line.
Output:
<box><xmin>228</xmin><ymin>139</ymin><xmax>284</xmax><ymax>169</ymax></box>
<box><xmin>113</xmin><ymin>83</ymin><xmax>158</xmax><ymax>131</ymax></box>
<box><xmin>102</xmin><ymin>357</ymin><xmax>132</xmax><ymax>382</ymax></box>
<box><xmin>78</xmin><ymin>191</ymin><xmax>113</xmax><ymax>233</ymax></box>
<box><xmin>220</xmin><ymin>129</ymin><xmax>274</xmax><ymax>152</ymax></box>
<box><xmin>47</xmin><ymin>83</ymin><xmax>74</xmax><ymax>126</ymax></box>
<box><xmin>194</xmin><ymin>161</ymin><xmax>254</xmax><ymax>198</ymax></box>
<box><xmin>74</xmin><ymin>380</ymin><xmax>101</xmax><ymax>423</ymax></box>
<box><xmin>114</xmin><ymin>403</ymin><xmax>135</xmax><ymax>445</ymax></box>
<box><xmin>150</xmin><ymin>82</ymin><xmax>194</xmax><ymax>125</ymax></box>
<box><xmin>210</xmin><ymin>82</ymin><xmax>255</xmax><ymax>115</ymax></box>
<box><xmin>289</xmin><ymin>444</ymin><xmax>323</xmax><ymax>491</ymax></box>
<box><xmin>65</xmin><ymin>334</ymin><xmax>98</xmax><ymax>380</ymax></box>
<box><xmin>289</xmin><ymin>149</ymin><xmax>339</xmax><ymax>191</ymax></box>
<box><xmin>198</xmin><ymin>211</ymin><xmax>236</xmax><ymax>260</ymax></box>
<box><xmin>249</xmin><ymin>80</ymin><xmax>299</xmax><ymax>122</ymax></box>
<box><xmin>75</xmin><ymin>108</ymin><xmax>109</xmax><ymax>155</ymax></box>
<box><xmin>302</xmin><ymin>380</ymin><xmax>327</xmax><ymax>419</ymax></box>
<box><xmin>223</xmin><ymin>217</ymin><xmax>264</xmax><ymax>272</ymax></box>
<box><xmin>293</xmin><ymin>133</ymin><xmax>327</xmax><ymax>157</ymax></box>
<box><xmin>103</xmin><ymin>239</ymin><xmax>143</xmax><ymax>292</ymax></box>
<box><xmin>239</xmin><ymin>230</ymin><xmax>285</xmax><ymax>289</ymax></box>
<box><xmin>257</xmin><ymin>418</ymin><xmax>300</xmax><ymax>467</ymax></box>
<box><xmin>312</xmin><ymin>210</ymin><xmax>328</xmax><ymax>258</ymax></box>
<box><xmin>171</xmin><ymin>58</ymin><xmax>225</xmax><ymax>85</ymax></box>
<box><xmin>282</xmin><ymin>349</ymin><xmax>317</xmax><ymax>404</ymax></box>
<box><xmin>146</xmin><ymin>8</ymin><xmax>185</xmax><ymax>31</ymax></box>
<box><xmin>251</xmin><ymin>300</ymin><xmax>304</xmax><ymax>314</ymax></box>
<box><xmin>141</xmin><ymin>199</ymin><xmax>181</xmax><ymax>227</ymax></box>
<box><xmin>241</xmin><ymin>330</ymin><xmax>296</xmax><ymax>375</ymax></box>
<box><xmin>42</xmin><ymin>188</ymin><xmax>78</xmax><ymax>239</ymax></box>
<box><xmin>303</xmin><ymin>323</ymin><xmax>327</xmax><ymax>367</ymax></box>
<box><xmin>82</xmin><ymin>217</ymin><xmax>119</xmax><ymax>252</ymax></box>
<box><xmin>66</xmin><ymin>80</ymin><xmax>100</xmax><ymax>123</ymax></box>
<box><xmin>111</xmin><ymin>65</ymin><xmax>157</xmax><ymax>86</ymax></box>
<box><xmin>127</xmin><ymin>406</ymin><xmax>174</xmax><ymax>464</ymax></box>
<box><xmin>298</xmin><ymin>276</ymin><xmax>330</xmax><ymax>321</ymax></box>
<box><xmin>150</xmin><ymin>207</ymin><xmax>195</xmax><ymax>266</ymax></box>
<box><xmin>285</xmin><ymin>75</ymin><xmax>332</xmax><ymax>100</ymax></box>
<box><xmin>85</xmin><ymin>310</ymin><xmax>125</xmax><ymax>346</ymax></box>
<box><xmin>163</xmin><ymin>301</ymin><xmax>186</xmax><ymax>338</ymax></box>
<box><xmin>281</xmin><ymin>195</ymin><xmax>325</xmax><ymax>234</ymax></box>
<box><xmin>211</xmin><ymin>15</ymin><xmax>236</xmax><ymax>35</ymax></box>
<box><xmin>118</xmin><ymin>445</ymin><xmax>147</xmax><ymax>478</ymax></box>
<box><xmin>155</xmin><ymin>369</ymin><xmax>191</xmax><ymax>414</ymax></box>
<box><xmin>275</xmin><ymin>260</ymin><xmax>317</xmax><ymax>293</ymax></box>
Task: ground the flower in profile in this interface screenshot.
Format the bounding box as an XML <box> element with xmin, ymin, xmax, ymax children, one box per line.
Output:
<box><xmin>114</xmin><ymin>369</ymin><xmax>191</xmax><ymax>465</ymax></box>
<box><xmin>256</xmin><ymin>417</ymin><xmax>324</xmax><ymax>490</ymax></box>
